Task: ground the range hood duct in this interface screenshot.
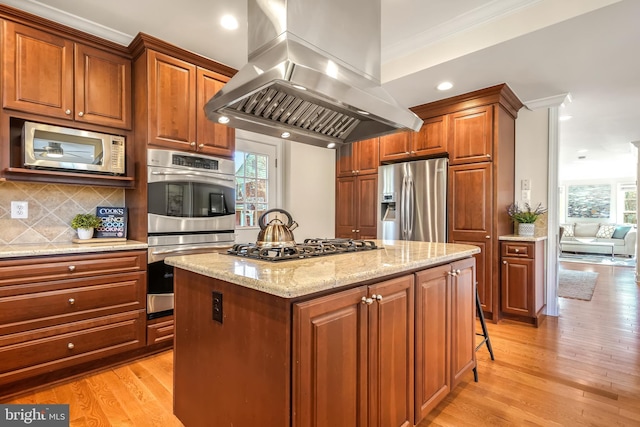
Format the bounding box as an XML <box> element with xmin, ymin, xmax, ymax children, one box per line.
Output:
<box><xmin>205</xmin><ymin>0</ymin><xmax>423</xmax><ymax>148</ymax></box>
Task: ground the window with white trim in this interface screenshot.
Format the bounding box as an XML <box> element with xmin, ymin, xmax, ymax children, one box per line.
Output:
<box><xmin>618</xmin><ymin>183</ymin><xmax>637</xmax><ymax>224</ymax></box>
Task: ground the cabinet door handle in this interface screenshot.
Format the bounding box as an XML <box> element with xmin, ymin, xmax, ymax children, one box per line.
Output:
<box><xmin>448</xmin><ymin>271</ymin><xmax>458</xmax><ymax>277</ymax></box>
<box><xmin>503</xmin><ymin>260</ymin><xmax>507</xmax><ymax>264</ymax></box>
<box><xmin>411</xmin><ymin>151</ymin><xmax>416</xmax><ymax>154</ymax></box>
<box><xmin>455</xmin><ymin>269</ymin><xmax>461</xmax><ymax>275</ymax></box>
<box><xmin>68</xmin><ymin>298</ymin><xmax>75</xmax><ymax>305</ymax></box>
<box><xmin>198</xmin><ymin>143</ymin><xmax>204</xmax><ymax>148</ymax></box>
<box><xmin>372</xmin><ymin>294</ymin><xmax>383</xmax><ymax>302</ymax></box>
<box><xmin>361</xmin><ymin>296</ymin><xmax>373</xmax><ymax>305</ymax></box>
<box><xmin>78</xmin><ymin>111</ymin><xmax>84</xmax><ymax>117</ymax></box>
<box><xmin>486</xmin><ymin>235</ymin><xmax>491</xmax><ymax>239</ymax></box>
<box><xmin>351</xmin><ymin>229</ymin><xmax>356</xmax><ymax>233</ymax></box>
<box><xmin>190</xmin><ymin>142</ymin><xmax>196</xmax><ymax>146</ymax></box>
<box><xmin>65</xmin><ymin>109</ymin><xmax>71</xmax><ymax>115</ymax></box>
<box><xmin>355</xmin><ymin>229</ymin><xmax>360</xmax><ymax>233</ymax></box>
<box><xmin>486</xmin><ymin>154</ymin><xmax>491</xmax><ymax>158</ymax></box>
<box><xmin>67</xmin><ymin>342</ymin><xmax>75</xmax><ymax>350</ymax></box>
<box><xmin>68</xmin><ymin>265</ymin><xmax>76</xmax><ymax>272</ymax></box>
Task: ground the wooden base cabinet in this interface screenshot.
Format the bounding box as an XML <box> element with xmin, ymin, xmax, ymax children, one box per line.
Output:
<box><xmin>500</xmin><ymin>240</ymin><xmax>545</xmax><ymax>326</ymax></box>
<box><xmin>294</xmin><ymin>275</ymin><xmax>414</xmax><ymax>427</ymax></box>
<box><xmin>414</xmin><ymin>257</ymin><xmax>476</xmax><ymax>423</ymax></box>
<box><xmin>0</xmin><ymin>250</ymin><xmax>147</xmax><ymax>395</ymax></box>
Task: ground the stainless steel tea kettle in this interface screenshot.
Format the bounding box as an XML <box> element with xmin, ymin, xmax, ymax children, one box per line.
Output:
<box><xmin>256</xmin><ymin>208</ymin><xmax>299</xmax><ymax>248</ymax></box>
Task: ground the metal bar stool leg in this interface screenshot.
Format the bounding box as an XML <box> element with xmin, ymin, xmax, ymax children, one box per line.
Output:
<box><xmin>474</xmin><ymin>286</ymin><xmax>494</xmax><ymax>382</ymax></box>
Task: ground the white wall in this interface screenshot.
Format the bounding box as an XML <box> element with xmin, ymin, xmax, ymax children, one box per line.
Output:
<box><xmin>514</xmin><ymin>108</ymin><xmax>550</xmax><ymax>209</ymax></box>
<box><xmin>282</xmin><ymin>141</ymin><xmax>336</xmax><ymax>240</ymax></box>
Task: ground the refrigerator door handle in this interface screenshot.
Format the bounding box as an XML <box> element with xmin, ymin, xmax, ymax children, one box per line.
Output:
<box><xmin>407</xmin><ymin>177</ymin><xmax>414</xmax><ymax>237</ymax></box>
<box><xmin>400</xmin><ymin>175</ymin><xmax>407</xmax><ymax>238</ymax></box>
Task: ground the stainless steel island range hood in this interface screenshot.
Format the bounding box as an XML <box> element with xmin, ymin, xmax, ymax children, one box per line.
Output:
<box><xmin>205</xmin><ymin>0</ymin><xmax>423</xmax><ymax>149</ymax></box>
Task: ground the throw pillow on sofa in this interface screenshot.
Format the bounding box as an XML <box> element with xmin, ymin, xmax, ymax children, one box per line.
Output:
<box><xmin>562</xmin><ymin>223</ymin><xmax>575</xmax><ymax>237</ymax></box>
<box><xmin>595</xmin><ymin>224</ymin><xmax>616</xmax><ymax>238</ymax></box>
<box><xmin>612</xmin><ymin>225</ymin><xmax>632</xmax><ymax>239</ymax></box>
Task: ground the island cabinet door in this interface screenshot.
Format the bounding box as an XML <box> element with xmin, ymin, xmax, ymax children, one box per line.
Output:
<box><xmin>367</xmin><ymin>275</ymin><xmax>415</xmax><ymax>427</ymax></box>
<box><xmin>414</xmin><ymin>264</ymin><xmax>451</xmax><ymax>423</ymax></box>
<box><xmin>293</xmin><ymin>286</ymin><xmax>369</xmax><ymax>427</ymax></box>
<box><xmin>450</xmin><ymin>257</ymin><xmax>477</xmax><ymax>389</ymax></box>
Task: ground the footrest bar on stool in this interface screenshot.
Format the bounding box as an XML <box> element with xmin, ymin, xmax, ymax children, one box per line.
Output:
<box><xmin>474</xmin><ymin>285</ymin><xmax>495</xmax><ymax>382</ymax></box>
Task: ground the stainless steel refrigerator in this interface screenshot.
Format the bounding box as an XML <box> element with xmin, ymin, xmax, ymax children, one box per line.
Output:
<box><xmin>377</xmin><ymin>158</ymin><xmax>448</xmax><ymax>242</ymax></box>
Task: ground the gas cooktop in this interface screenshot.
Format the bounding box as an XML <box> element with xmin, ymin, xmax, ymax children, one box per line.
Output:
<box><xmin>227</xmin><ymin>238</ymin><xmax>379</xmax><ymax>262</ymax></box>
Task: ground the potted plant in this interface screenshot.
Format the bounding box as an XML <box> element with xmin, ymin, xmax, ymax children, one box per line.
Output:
<box><xmin>71</xmin><ymin>213</ymin><xmax>102</xmax><ymax>240</ymax></box>
<box><xmin>506</xmin><ymin>202</ymin><xmax>547</xmax><ymax>236</ymax></box>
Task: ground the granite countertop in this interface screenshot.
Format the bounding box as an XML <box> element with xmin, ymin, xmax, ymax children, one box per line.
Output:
<box><xmin>499</xmin><ymin>234</ymin><xmax>548</xmax><ymax>242</ymax></box>
<box><xmin>165</xmin><ymin>240</ymin><xmax>480</xmax><ymax>298</ymax></box>
<box><xmin>0</xmin><ymin>240</ymin><xmax>148</xmax><ymax>259</ymax></box>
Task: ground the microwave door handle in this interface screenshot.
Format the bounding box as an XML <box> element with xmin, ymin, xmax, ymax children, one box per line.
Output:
<box><xmin>151</xmin><ymin>171</ymin><xmax>234</xmax><ymax>182</ymax></box>
<box><xmin>151</xmin><ymin>244</ymin><xmax>233</xmax><ymax>255</ymax></box>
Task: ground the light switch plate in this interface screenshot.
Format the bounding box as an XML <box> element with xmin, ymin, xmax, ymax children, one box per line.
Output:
<box><xmin>521</xmin><ymin>179</ymin><xmax>531</xmax><ymax>190</ymax></box>
<box><xmin>11</xmin><ymin>201</ymin><xmax>28</xmax><ymax>219</ymax></box>
<box><xmin>521</xmin><ymin>190</ymin><xmax>531</xmax><ymax>203</ymax></box>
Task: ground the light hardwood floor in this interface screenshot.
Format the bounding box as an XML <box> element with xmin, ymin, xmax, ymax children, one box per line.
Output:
<box><xmin>5</xmin><ymin>261</ymin><xmax>639</xmax><ymax>426</ymax></box>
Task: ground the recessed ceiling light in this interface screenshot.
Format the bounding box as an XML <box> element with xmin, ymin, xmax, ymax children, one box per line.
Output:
<box><xmin>281</xmin><ymin>132</ymin><xmax>291</xmax><ymax>139</ymax></box>
<box><xmin>327</xmin><ymin>142</ymin><xmax>336</xmax><ymax>149</ymax></box>
<box><xmin>220</xmin><ymin>15</ymin><xmax>238</xmax><ymax>30</ymax></box>
<box><xmin>218</xmin><ymin>116</ymin><xmax>230</xmax><ymax>124</ymax></box>
<box><xmin>559</xmin><ymin>115</ymin><xmax>573</xmax><ymax>121</ymax></box>
<box><xmin>436</xmin><ymin>81</ymin><xmax>453</xmax><ymax>91</ymax></box>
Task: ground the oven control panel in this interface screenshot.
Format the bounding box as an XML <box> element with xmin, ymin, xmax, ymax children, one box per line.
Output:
<box><xmin>172</xmin><ymin>154</ymin><xmax>219</xmax><ymax>170</ymax></box>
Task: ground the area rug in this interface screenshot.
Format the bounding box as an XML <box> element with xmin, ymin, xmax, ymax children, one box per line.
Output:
<box><xmin>558</xmin><ymin>269</ymin><xmax>599</xmax><ymax>301</ymax></box>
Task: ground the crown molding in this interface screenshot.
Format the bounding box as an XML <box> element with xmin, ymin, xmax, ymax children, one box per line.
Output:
<box><xmin>382</xmin><ymin>0</ymin><xmax>541</xmax><ymax>63</ymax></box>
<box><xmin>2</xmin><ymin>0</ymin><xmax>133</xmax><ymax>46</ymax></box>
<box><xmin>523</xmin><ymin>93</ymin><xmax>571</xmax><ymax>110</ymax></box>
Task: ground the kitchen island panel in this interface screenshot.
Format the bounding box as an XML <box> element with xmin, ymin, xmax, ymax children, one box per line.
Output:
<box><xmin>173</xmin><ymin>268</ymin><xmax>291</xmax><ymax>427</ymax></box>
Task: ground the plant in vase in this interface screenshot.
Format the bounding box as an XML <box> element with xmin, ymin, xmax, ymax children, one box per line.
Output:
<box><xmin>71</xmin><ymin>213</ymin><xmax>102</xmax><ymax>240</ymax></box>
<box><xmin>506</xmin><ymin>202</ymin><xmax>547</xmax><ymax>236</ymax></box>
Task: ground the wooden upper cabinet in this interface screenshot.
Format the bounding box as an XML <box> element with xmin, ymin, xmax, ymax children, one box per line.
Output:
<box><xmin>2</xmin><ymin>21</ymin><xmax>131</xmax><ymax>130</ymax></box>
<box><xmin>147</xmin><ymin>50</ymin><xmax>197</xmax><ymax>149</ymax></box>
<box><xmin>145</xmin><ymin>50</ymin><xmax>234</xmax><ymax>157</ymax></box>
<box><xmin>379</xmin><ymin>131</ymin><xmax>411</xmax><ymax>162</ymax></box>
<box><xmin>379</xmin><ymin>117</ymin><xmax>448</xmax><ymax>163</ymax></box>
<box><xmin>196</xmin><ymin>68</ymin><xmax>235</xmax><ymax>157</ymax></box>
<box><xmin>74</xmin><ymin>44</ymin><xmax>131</xmax><ymax>129</ymax></box>
<box><xmin>336</xmin><ymin>137</ymin><xmax>379</xmax><ymax>177</ymax></box>
<box><xmin>412</xmin><ymin>115</ymin><xmax>448</xmax><ymax>157</ymax></box>
<box><xmin>449</xmin><ymin>105</ymin><xmax>493</xmax><ymax>165</ymax></box>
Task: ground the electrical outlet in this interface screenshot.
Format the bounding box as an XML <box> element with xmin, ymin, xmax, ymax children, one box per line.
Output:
<box><xmin>522</xmin><ymin>190</ymin><xmax>531</xmax><ymax>203</ymax></box>
<box><xmin>212</xmin><ymin>291</ymin><xmax>223</xmax><ymax>323</ymax></box>
<box><xmin>11</xmin><ymin>201</ymin><xmax>28</xmax><ymax>219</ymax></box>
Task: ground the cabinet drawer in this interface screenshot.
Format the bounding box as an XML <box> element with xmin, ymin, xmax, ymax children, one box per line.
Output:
<box><xmin>147</xmin><ymin>316</ymin><xmax>174</xmax><ymax>346</ymax></box>
<box><xmin>0</xmin><ymin>272</ymin><xmax>145</xmax><ymax>335</ymax></box>
<box><xmin>0</xmin><ymin>250</ymin><xmax>146</xmax><ymax>286</ymax></box>
<box><xmin>0</xmin><ymin>310</ymin><xmax>145</xmax><ymax>384</ymax></box>
<box><xmin>502</xmin><ymin>243</ymin><xmax>533</xmax><ymax>258</ymax></box>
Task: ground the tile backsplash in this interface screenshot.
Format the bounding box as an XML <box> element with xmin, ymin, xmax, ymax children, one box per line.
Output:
<box><xmin>0</xmin><ymin>181</ymin><xmax>124</xmax><ymax>244</ymax></box>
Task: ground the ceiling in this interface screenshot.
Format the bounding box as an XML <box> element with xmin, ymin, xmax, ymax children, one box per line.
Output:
<box><xmin>5</xmin><ymin>0</ymin><xmax>639</xmax><ymax>181</ymax></box>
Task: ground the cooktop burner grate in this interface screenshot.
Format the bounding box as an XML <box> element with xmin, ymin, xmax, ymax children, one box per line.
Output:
<box><xmin>227</xmin><ymin>238</ymin><xmax>378</xmax><ymax>261</ymax></box>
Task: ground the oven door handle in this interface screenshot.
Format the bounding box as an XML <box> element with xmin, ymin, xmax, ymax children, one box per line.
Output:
<box><xmin>150</xmin><ymin>171</ymin><xmax>234</xmax><ymax>182</ymax></box>
<box><xmin>151</xmin><ymin>244</ymin><xmax>233</xmax><ymax>255</ymax></box>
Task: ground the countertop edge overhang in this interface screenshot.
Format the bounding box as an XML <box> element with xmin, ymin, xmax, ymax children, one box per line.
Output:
<box><xmin>0</xmin><ymin>240</ymin><xmax>148</xmax><ymax>258</ymax></box>
<box><xmin>165</xmin><ymin>240</ymin><xmax>481</xmax><ymax>298</ymax></box>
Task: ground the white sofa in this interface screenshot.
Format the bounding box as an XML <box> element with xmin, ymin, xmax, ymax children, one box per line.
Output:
<box><xmin>560</xmin><ymin>223</ymin><xmax>637</xmax><ymax>257</ymax></box>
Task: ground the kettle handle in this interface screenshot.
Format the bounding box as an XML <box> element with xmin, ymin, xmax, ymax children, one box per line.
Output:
<box><xmin>258</xmin><ymin>208</ymin><xmax>294</xmax><ymax>230</ymax></box>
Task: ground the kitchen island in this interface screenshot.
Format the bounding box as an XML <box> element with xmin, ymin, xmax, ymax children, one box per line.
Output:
<box><xmin>165</xmin><ymin>240</ymin><xmax>480</xmax><ymax>427</ymax></box>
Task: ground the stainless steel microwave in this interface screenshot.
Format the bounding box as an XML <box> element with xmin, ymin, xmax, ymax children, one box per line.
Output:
<box><xmin>22</xmin><ymin>121</ymin><xmax>126</xmax><ymax>175</ymax></box>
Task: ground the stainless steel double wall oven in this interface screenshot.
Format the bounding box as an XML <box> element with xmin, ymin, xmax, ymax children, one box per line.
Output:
<box><xmin>146</xmin><ymin>149</ymin><xmax>235</xmax><ymax>319</ymax></box>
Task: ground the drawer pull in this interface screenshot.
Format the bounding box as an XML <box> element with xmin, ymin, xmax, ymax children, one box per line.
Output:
<box><xmin>67</xmin><ymin>342</ymin><xmax>75</xmax><ymax>350</ymax></box>
<box><xmin>68</xmin><ymin>265</ymin><xmax>76</xmax><ymax>272</ymax></box>
<box><xmin>68</xmin><ymin>298</ymin><xmax>75</xmax><ymax>305</ymax></box>
<box><xmin>515</xmin><ymin>249</ymin><xmax>520</xmax><ymax>253</ymax></box>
